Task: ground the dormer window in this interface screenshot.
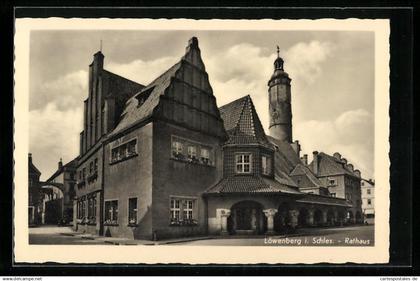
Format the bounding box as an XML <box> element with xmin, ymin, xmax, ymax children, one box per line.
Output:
<box><xmin>236</xmin><ymin>153</ymin><xmax>252</xmax><ymax>174</ymax></box>
<box><xmin>261</xmin><ymin>155</ymin><xmax>272</xmax><ymax>176</ymax></box>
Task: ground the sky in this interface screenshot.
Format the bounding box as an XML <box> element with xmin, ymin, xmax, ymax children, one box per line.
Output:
<box><xmin>29</xmin><ymin>30</ymin><xmax>374</xmax><ymax>181</ymax></box>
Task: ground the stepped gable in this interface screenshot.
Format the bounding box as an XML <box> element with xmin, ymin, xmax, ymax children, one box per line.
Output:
<box><xmin>309</xmin><ymin>152</ymin><xmax>361</xmax><ymax>178</ymax></box>
<box><xmin>204</xmin><ymin>175</ymin><xmax>302</xmax><ymax>195</ymax></box>
<box><xmin>219</xmin><ymin>95</ymin><xmax>273</xmax><ymax>148</ymax></box>
<box><xmin>110</xmin><ymin>36</ymin><xmax>222</xmax><ymax>136</ymax></box>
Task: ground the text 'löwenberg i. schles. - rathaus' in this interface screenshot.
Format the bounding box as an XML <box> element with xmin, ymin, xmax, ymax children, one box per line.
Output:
<box><xmin>40</xmin><ymin>37</ymin><xmax>365</xmax><ymax>241</ymax></box>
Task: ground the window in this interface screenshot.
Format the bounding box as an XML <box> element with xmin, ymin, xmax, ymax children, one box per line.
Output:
<box><xmin>261</xmin><ymin>155</ymin><xmax>272</xmax><ymax>175</ymax></box>
<box><xmin>330</xmin><ymin>193</ymin><xmax>336</xmax><ymax>197</ymax></box>
<box><xmin>236</xmin><ymin>154</ymin><xmax>252</xmax><ymax>174</ymax></box>
<box><xmin>172</xmin><ymin>141</ymin><xmax>184</xmax><ymax>158</ymax></box>
<box><xmin>89</xmin><ymin>162</ymin><xmax>93</xmax><ymax>174</ymax></box>
<box><xmin>171</xmin><ymin>136</ymin><xmax>214</xmax><ymax>165</ymax></box>
<box><xmin>111</xmin><ymin>139</ymin><xmax>137</xmax><ymax>163</ymax></box>
<box><xmin>328</xmin><ymin>178</ymin><xmax>337</xmax><ymax>186</ymax></box>
<box><xmin>200</xmin><ymin>148</ymin><xmax>210</xmax><ymax>164</ymax></box>
<box><xmin>183</xmin><ymin>200</ymin><xmax>193</xmax><ymax>219</ymax></box>
<box><xmin>94</xmin><ymin>158</ymin><xmax>98</xmax><ymax>171</ymax></box>
<box><xmin>367</xmin><ymin>189</ymin><xmax>371</xmax><ymax>195</ymax></box>
<box><xmin>345</xmin><ymin>193</ymin><xmax>352</xmax><ymax>201</ymax></box>
<box><xmin>82</xmin><ymin>168</ymin><xmax>86</xmax><ymax>180</ymax></box>
<box><xmin>104</xmin><ymin>200</ymin><xmax>118</xmax><ymax>225</ymax></box>
<box><xmin>367</xmin><ymin>199</ymin><xmax>372</xmax><ymax>205</ymax></box>
<box><xmin>361</xmin><ymin>181</ymin><xmax>365</xmax><ymax>186</ymax></box>
<box><xmin>187</xmin><ymin>145</ymin><xmax>198</xmax><ymax>161</ymax></box>
<box><xmin>170</xmin><ymin>197</ymin><xmax>197</xmax><ymax>226</ymax></box>
<box><xmin>128</xmin><ymin>198</ymin><xmax>138</xmax><ymax>225</ymax></box>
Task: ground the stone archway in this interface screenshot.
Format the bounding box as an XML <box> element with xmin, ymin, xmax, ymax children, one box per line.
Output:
<box><xmin>314</xmin><ymin>209</ymin><xmax>323</xmax><ymax>226</ymax></box>
<box><xmin>274</xmin><ymin>202</ymin><xmax>291</xmax><ymax>233</ymax></box>
<box><xmin>229</xmin><ymin>200</ymin><xmax>266</xmax><ymax>235</ymax></box>
<box><xmin>355</xmin><ymin>211</ymin><xmax>363</xmax><ymax>224</ymax></box>
<box><xmin>347</xmin><ymin>210</ymin><xmax>354</xmax><ymax>224</ymax></box>
<box><xmin>337</xmin><ymin>210</ymin><xmax>346</xmax><ymax>226</ymax></box>
<box><xmin>327</xmin><ymin>209</ymin><xmax>335</xmax><ymax>226</ymax></box>
<box><xmin>298</xmin><ymin>207</ymin><xmax>310</xmax><ymax>228</ymax></box>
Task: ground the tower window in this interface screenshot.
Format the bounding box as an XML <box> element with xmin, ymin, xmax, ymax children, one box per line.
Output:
<box><xmin>236</xmin><ymin>153</ymin><xmax>252</xmax><ymax>174</ymax></box>
<box><xmin>261</xmin><ymin>155</ymin><xmax>272</xmax><ymax>175</ymax></box>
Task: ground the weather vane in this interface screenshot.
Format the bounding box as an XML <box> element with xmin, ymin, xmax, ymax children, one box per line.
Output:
<box><xmin>276</xmin><ymin>45</ymin><xmax>280</xmax><ymax>58</ymax></box>
<box><xmin>100</xmin><ymin>39</ymin><xmax>103</xmax><ymax>52</ymax></box>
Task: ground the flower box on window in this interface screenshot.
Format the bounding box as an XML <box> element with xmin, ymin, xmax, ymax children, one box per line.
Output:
<box><xmin>128</xmin><ymin>218</ymin><xmax>138</xmax><ymax>227</ymax></box>
<box><xmin>87</xmin><ymin>171</ymin><xmax>98</xmax><ymax>183</ymax></box>
<box><xmin>104</xmin><ymin>219</ymin><xmax>118</xmax><ymax>226</ymax></box>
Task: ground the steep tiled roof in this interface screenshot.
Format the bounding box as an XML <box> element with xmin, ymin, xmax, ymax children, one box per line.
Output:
<box><xmin>110</xmin><ymin>62</ymin><xmax>182</xmax><ymax>135</ymax></box>
<box><xmin>265</xmin><ymin>135</ymin><xmax>301</xmax><ymax>187</ymax></box>
<box><xmin>290</xmin><ymin>163</ymin><xmax>324</xmax><ymax>188</ymax></box>
<box><xmin>219</xmin><ymin>95</ymin><xmax>273</xmax><ymax>148</ymax></box>
<box><xmin>309</xmin><ymin>152</ymin><xmax>361</xmax><ymax>178</ymax></box>
<box><xmin>110</xmin><ymin>37</ymin><xmax>213</xmax><ymax>136</ymax></box>
<box><xmin>205</xmin><ymin>175</ymin><xmax>301</xmax><ymax>195</ymax></box>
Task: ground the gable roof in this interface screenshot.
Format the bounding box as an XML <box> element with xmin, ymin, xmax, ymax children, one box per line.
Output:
<box><xmin>29</xmin><ymin>161</ymin><xmax>41</xmax><ymax>176</ymax></box>
<box><xmin>110</xmin><ymin>37</ymin><xmax>210</xmax><ymax>136</ymax></box>
<box><xmin>110</xmin><ymin>62</ymin><xmax>182</xmax><ymax>135</ymax></box>
<box><xmin>290</xmin><ymin>163</ymin><xmax>324</xmax><ymax>188</ymax></box>
<box><xmin>219</xmin><ymin>95</ymin><xmax>272</xmax><ymax>148</ymax></box>
<box><xmin>46</xmin><ymin>158</ymin><xmax>77</xmax><ymax>183</ymax></box>
<box><xmin>204</xmin><ymin>175</ymin><xmax>301</xmax><ymax>195</ymax></box>
<box><xmin>309</xmin><ymin>152</ymin><xmax>361</xmax><ymax>178</ymax></box>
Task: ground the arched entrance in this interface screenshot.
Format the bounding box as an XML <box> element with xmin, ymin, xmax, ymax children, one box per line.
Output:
<box><xmin>355</xmin><ymin>211</ymin><xmax>362</xmax><ymax>224</ymax></box>
<box><xmin>229</xmin><ymin>201</ymin><xmax>266</xmax><ymax>234</ymax></box>
<box><xmin>347</xmin><ymin>210</ymin><xmax>354</xmax><ymax>224</ymax></box>
<box><xmin>327</xmin><ymin>209</ymin><xmax>335</xmax><ymax>226</ymax></box>
<box><xmin>298</xmin><ymin>208</ymin><xmax>310</xmax><ymax>227</ymax></box>
<box><xmin>274</xmin><ymin>202</ymin><xmax>291</xmax><ymax>233</ymax></box>
<box><xmin>314</xmin><ymin>209</ymin><xmax>323</xmax><ymax>226</ymax></box>
<box><xmin>338</xmin><ymin>210</ymin><xmax>346</xmax><ymax>226</ymax></box>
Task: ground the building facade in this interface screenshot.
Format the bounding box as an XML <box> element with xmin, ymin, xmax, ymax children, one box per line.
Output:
<box><xmin>72</xmin><ymin>37</ymin><xmax>364</xmax><ymax>240</ymax></box>
<box><xmin>28</xmin><ymin>153</ymin><xmax>42</xmax><ymax>225</ymax></box>
<box><xmin>42</xmin><ymin>158</ymin><xmax>77</xmax><ymax>224</ymax></box>
<box><xmin>361</xmin><ymin>178</ymin><xmax>375</xmax><ymax>224</ymax></box>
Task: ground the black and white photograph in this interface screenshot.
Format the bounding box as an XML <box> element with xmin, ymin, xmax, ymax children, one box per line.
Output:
<box><xmin>14</xmin><ymin>18</ymin><xmax>390</xmax><ymax>264</ymax></box>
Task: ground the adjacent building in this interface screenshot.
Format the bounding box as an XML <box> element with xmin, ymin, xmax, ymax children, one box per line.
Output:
<box><xmin>42</xmin><ymin>158</ymin><xmax>77</xmax><ymax>224</ymax></box>
<box><xmin>28</xmin><ymin>153</ymin><xmax>42</xmax><ymax>225</ymax></box>
<box><xmin>361</xmin><ymin>178</ymin><xmax>375</xmax><ymax>224</ymax></box>
<box><xmin>72</xmin><ymin>37</ymin><xmax>364</xmax><ymax>240</ymax></box>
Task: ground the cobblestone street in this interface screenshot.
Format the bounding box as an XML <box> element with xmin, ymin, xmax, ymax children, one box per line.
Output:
<box><xmin>29</xmin><ymin>225</ymin><xmax>374</xmax><ymax>246</ymax></box>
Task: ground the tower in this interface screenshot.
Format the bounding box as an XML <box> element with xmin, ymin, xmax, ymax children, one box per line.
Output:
<box><xmin>268</xmin><ymin>46</ymin><xmax>293</xmax><ymax>143</ymax></box>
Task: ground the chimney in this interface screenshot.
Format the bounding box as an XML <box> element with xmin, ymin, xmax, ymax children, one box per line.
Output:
<box><xmin>333</xmin><ymin>152</ymin><xmax>341</xmax><ymax>160</ymax></box>
<box><xmin>301</xmin><ymin>154</ymin><xmax>308</xmax><ymax>165</ymax></box>
<box><xmin>28</xmin><ymin>153</ymin><xmax>32</xmax><ymax>164</ymax></box>
<box><xmin>58</xmin><ymin>158</ymin><xmax>63</xmax><ymax>169</ymax></box>
<box><xmin>291</xmin><ymin>140</ymin><xmax>301</xmax><ymax>158</ymax></box>
<box><xmin>312</xmin><ymin>151</ymin><xmax>319</xmax><ymax>175</ymax></box>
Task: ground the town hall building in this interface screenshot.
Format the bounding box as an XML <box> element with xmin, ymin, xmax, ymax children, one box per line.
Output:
<box><xmin>73</xmin><ymin>37</ymin><xmax>363</xmax><ymax>240</ymax></box>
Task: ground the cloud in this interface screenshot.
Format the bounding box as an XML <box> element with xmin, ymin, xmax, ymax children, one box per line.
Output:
<box><xmin>294</xmin><ymin>109</ymin><xmax>374</xmax><ymax>178</ymax></box>
<box><xmin>107</xmin><ymin>56</ymin><xmax>179</xmax><ymax>85</ymax></box>
<box><xmin>29</xmin><ymin>103</ymin><xmax>83</xmax><ymax>180</ymax></box>
<box><xmin>34</xmin><ymin>70</ymin><xmax>88</xmax><ymax>111</ymax></box>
